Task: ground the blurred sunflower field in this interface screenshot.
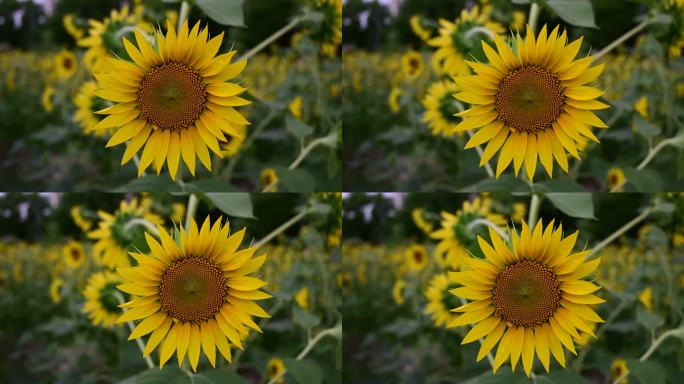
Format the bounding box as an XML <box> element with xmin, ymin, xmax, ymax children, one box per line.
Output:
<box><xmin>343</xmin><ymin>0</ymin><xmax>684</xmax><ymax>192</ymax></box>
<box><xmin>342</xmin><ymin>192</ymin><xmax>684</xmax><ymax>383</ymax></box>
<box><xmin>0</xmin><ymin>0</ymin><xmax>341</xmax><ymax>192</ymax></box>
<box><xmin>0</xmin><ymin>192</ymin><xmax>342</xmax><ymax>383</ymax></box>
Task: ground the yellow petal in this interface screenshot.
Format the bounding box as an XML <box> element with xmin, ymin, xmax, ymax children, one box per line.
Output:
<box><xmin>521</xmin><ymin>328</ymin><xmax>535</xmax><ymax>377</ymax></box>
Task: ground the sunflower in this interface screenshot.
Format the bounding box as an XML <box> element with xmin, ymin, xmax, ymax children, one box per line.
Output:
<box><xmin>78</xmin><ymin>6</ymin><xmax>150</xmax><ymax>72</ymax></box>
<box><xmin>406</xmin><ymin>244</ymin><xmax>428</xmax><ymax>271</ymax></box>
<box><xmin>50</xmin><ymin>277</ymin><xmax>64</xmax><ymax>303</ymax></box>
<box><xmin>392</xmin><ymin>279</ymin><xmax>406</xmax><ymax>305</ymax></box>
<box><xmin>411</xmin><ymin>208</ymin><xmax>434</xmax><ymax>234</ymax></box>
<box><xmin>267</xmin><ymin>357</ymin><xmax>286</xmax><ymax>384</ymax></box>
<box><xmin>422</xmin><ymin>80</ymin><xmax>462</xmax><ymax>137</ymax></box>
<box><xmin>312</xmin><ymin>0</ymin><xmax>342</xmax><ymax>57</ymax></box>
<box><xmin>74</xmin><ymin>81</ymin><xmax>109</xmax><ymax>136</ymax></box>
<box><xmin>639</xmin><ymin>287</ymin><xmax>653</xmax><ymax>311</ymax></box>
<box><xmin>70</xmin><ymin>205</ymin><xmax>93</xmax><ymax>232</ymax></box>
<box><xmin>453</xmin><ymin>25</ymin><xmax>609</xmax><ymax>180</ymax></box>
<box><xmin>116</xmin><ymin>216</ymin><xmax>270</xmax><ymax>371</ymax></box>
<box><xmin>289</xmin><ymin>96</ymin><xmax>303</xmax><ymax>120</ymax></box>
<box><xmin>295</xmin><ymin>287</ymin><xmax>310</xmax><ymax>310</ymax></box>
<box><xmin>410</xmin><ymin>15</ymin><xmax>432</xmax><ymax>42</ymax></box>
<box><xmin>449</xmin><ymin>219</ymin><xmax>605</xmax><ymax>376</ymax></box>
<box><xmin>607</xmin><ymin>167</ymin><xmax>625</xmax><ymax>191</ymax></box>
<box><xmin>431</xmin><ymin>196</ymin><xmax>506</xmax><ymax>270</ymax></box>
<box><xmin>634</xmin><ymin>96</ymin><xmax>648</xmax><ymax>118</ymax></box>
<box><xmin>63</xmin><ymin>13</ymin><xmax>85</xmax><ymax>40</ymax></box>
<box><xmin>88</xmin><ymin>198</ymin><xmax>163</xmax><ymax>269</ymax></box>
<box><xmin>41</xmin><ymin>85</ymin><xmax>55</xmax><ymax>112</ymax></box>
<box><xmin>424</xmin><ymin>272</ymin><xmax>461</xmax><ymax>327</ymax></box>
<box><xmin>55</xmin><ymin>50</ymin><xmax>77</xmax><ymax>78</ymax></box>
<box><xmin>260</xmin><ymin>168</ymin><xmax>278</xmax><ymax>191</ymax></box>
<box><xmin>402</xmin><ymin>51</ymin><xmax>424</xmax><ymax>79</ymax></box>
<box><xmin>93</xmin><ymin>20</ymin><xmax>250</xmax><ymax>180</ymax></box>
<box><xmin>83</xmin><ymin>271</ymin><xmax>124</xmax><ymax>328</ymax></box>
<box><xmin>428</xmin><ymin>6</ymin><xmax>505</xmax><ymax>76</ymax></box>
<box><xmin>63</xmin><ymin>240</ymin><xmax>85</xmax><ymax>268</ymax></box>
<box><xmin>611</xmin><ymin>358</ymin><xmax>629</xmax><ymax>383</ymax></box>
<box><xmin>388</xmin><ymin>87</ymin><xmax>402</xmax><ymax>113</ymax></box>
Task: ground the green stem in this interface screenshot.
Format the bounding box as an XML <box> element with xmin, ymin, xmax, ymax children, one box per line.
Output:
<box><xmin>594</xmin><ymin>16</ymin><xmax>652</xmax><ymax>61</ymax></box>
<box><xmin>610</xmin><ymin>138</ymin><xmax>675</xmax><ymax>192</ymax></box>
<box><xmin>587</xmin><ymin>207</ymin><xmax>653</xmax><ymax>259</ymax></box>
<box><xmin>184</xmin><ymin>194</ymin><xmax>199</xmax><ymax>229</ymax></box>
<box><xmin>611</xmin><ymin>328</ymin><xmax>681</xmax><ymax>384</ymax></box>
<box><xmin>466</xmin><ymin>218</ymin><xmax>508</xmax><ymax>240</ymax></box>
<box><xmin>224</xmin><ymin>109</ymin><xmax>276</xmax><ymax>182</ymax></box>
<box><xmin>239</xmin><ymin>16</ymin><xmax>303</xmax><ymax>62</ymax></box>
<box><xmin>466</xmin><ymin>131</ymin><xmax>494</xmax><ymax>178</ymax></box>
<box><xmin>254</xmin><ymin>208</ymin><xmax>309</xmax><ymax>248</ymax></box>
<box><xmin>262</xmin><ymin>133</ymin><xmax>335</xmax><ymax>192</ymax></box>
<box><xmin>527</xmin><ymin>193</ymin><xmax>542</xmax><ymax>228</ymax></box>
<box><xmin>178</xmin><ymin>1</ymin><xmax>190</xmax><ymax>30</ymax></box>
<box><xmin>123</xmin><ymin>218</ymin><xmax>160</xmax><ymax>238</ymax></box>
<box><xmin>528</xmin><ymin>2</ymin><xmax>541</xmax><ymax>33</ymax></box>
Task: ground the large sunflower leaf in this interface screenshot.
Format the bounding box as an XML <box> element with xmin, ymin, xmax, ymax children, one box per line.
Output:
<box><xmin>542</xmin><ymin>0</ymin><xmax>598</xmax><ymax>29</ymax></box>
<box><xmin>196</xmin><ymin>0</ymin><xmax>245</xmax><ymax>27</ymax></box>
<box><xmin>546</xmin><ymin>192</ymin><xmax>596</xmax><ymax>219</ymax></box>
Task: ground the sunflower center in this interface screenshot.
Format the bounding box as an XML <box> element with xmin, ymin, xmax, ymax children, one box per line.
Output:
<box><xmin>138</xmin><ymin>62</ymin><xmax>207</xmax><ymax>131</ymax></box>
<box><xmin>159</xmin><ymin>256</ymin><xmax>226</xmax><ymax>323</ymax></box>
<box><xmin>71</xmin><ymin>249</ymin><xmax>81</xmax><ymax>261</ymax></box>
<box><xmin>63</xmin><ymin>57</ymin><xmax>73</xmax><ymax>70</ymax></box>
<box><xmin>413</xmin><ymin>251</ymin><xmax>423</xmax><ymax>263</ymax></box>
<box><xmin>492</xmin><ymin>260</ymin><xmax>560</xmax><ymax>327</ymax></box>
<box><xmin>496</xmin><ymin>66</ymin><xmax>564</xmax><ymax>133</ymax></box>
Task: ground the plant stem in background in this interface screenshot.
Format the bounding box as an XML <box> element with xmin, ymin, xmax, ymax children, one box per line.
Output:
<box><xmin>239</xmin><ymin>16</ymin><xmax>303</xmax><ymax>62</ymax></box>
<box><xmin>467</xmin><ymin>218</ymin><xmax>509</xmax><ymax>240</ymax></box>
<box><xmin>178</xmin><ymin>1</ymin><xmax>190</xmax><ymax>30</ymax></box>
<box><xmin>587</xmin><ymin>207</ymin><xmax>653</xmax><ymax>258</ymax></box>
<box><xmin>184</xmin><ymin>194</ymin><xmax>199</xmax><ymax>229</ymax></box>
<box><xmin>254</xmin><ymin>208</ymin><xmax>309</xmax><ymax>248</ymax></box>
<box><xmin>266</xmin><ymin>324</ymin><xmax>342</xmax><ymax>384</ymax></box>
<box><xmin>123</xmin><ymin>218</ymin><xmax>160</xmax><ymax>238</ymax></box>
<box><xmin>594</xmin><ymin>16</ymin><xmax>652</xmax><ymax>61</ymax></box>
<box><xmin>610</xmin><ymin>136</ymin><xmax>681</xmax><ymax>192</ymax></box>
<box><xmin>466</xmin><ymin>131</ymin><xmax>495</xmax><ymax>178</ymax></box>
<box><xmin>610</xmin><ymin>327</ymin><xmax>684</xmax><ymax>384</ymax></box>
<box><xmin>528</xmin><ymin>2</ymin><xmax>541</xmax><ymax>33</ymax></box>
<box><xmin>114</xmin><ymin>292</ymin><xmax>154</xmax><ymax>369</ymax></box>
<box><xmin>527</xmin><ymin>193</ymin><xmax>541</xmax><ymax>228</ymax></box>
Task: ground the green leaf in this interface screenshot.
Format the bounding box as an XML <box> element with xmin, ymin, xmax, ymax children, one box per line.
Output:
<box><xmin>185</xmin><ymin>179</ymin><xmax>237</xmax><ymax>192</ymax></box>
<box><xmin>679</xmin><ymin>342</ymin><xmax>684</xmax><ymax>371</ymax></box>
<box><xmin>535</xmin><ymin>179</ymin><xmax>585</xmax><ymax>192</ymax></box>
<box><xmin>131</xmin><ymin>367</ymin><xmax>185</xmax><ymax>384</ymax></box>
<box><xmin>292</xmin><ymin>305</ymin><xmax>320</xmax><ymax>329</ymax></box>
<box><xmin>203</xmin><ymin>193</ymin><xmax>255</xmax><ymax>219</ymax></box>
<box><xmin>636</xmin><ymin>305</ymin><xmax>664</xmax><ymax>330</ymax></box>
<box><xmin>546</xmin><ymin>193</ymin><xmax>596</xmax><ymax>219</ymax></box>
<box><xmin>627</xmin><ymin>358</ymin><xmax>666</xmax><ymax>384</ymax></box>
<box><xmin>284</xmin><ymin>358</ymin><xmax>323</xmax><ymax>384</ymax></box>
<box><xmin>460</xmin><ymin>174</ymin><xmax>528</xmax><ymax>192</ymax></box>
<box><xmin>275</xmin><ymin>167</ymin><xmax>316</xmax><ymax>192</ymax></box>
<box><xmin>327</xmin><ymin>151</ymin><xmax>339</xmax><ymax>179</ymax></box>
<box><xmin>286</xmin><ymin>115</ymin><xmax>314</xmax><ymax>139</ymax></box>
<box><xmin>114</xmin><ymin>175</ymin><xmax>180</xmax><ymax>192</ymax></box>
<box><xmin>632</xmin><ymin>115</ymin><xmax>661</xmax><ymax>140</ymax></box>
<box><xmin>623</xmin><ymin>167</ymin><xmax>664</xmax><ymax>192</ymax></box>
<box><xmin>542</xmin><ymin>0</ymin><xmax>597</xmax><ymax>28</ymax></box>
<box><xmin>544</xmin><ymin>371</ymin><xmax>590</xmax><ymax>384</ymax></box>
<box><xmin>195</xmin><ymin>369</ymin><xmax>248</xmax><ymax>384</ymax></box>
<box><xmin>196</xmin><ymin>0</ymin><xmax>245</xmax><ymax>27</ymax></box>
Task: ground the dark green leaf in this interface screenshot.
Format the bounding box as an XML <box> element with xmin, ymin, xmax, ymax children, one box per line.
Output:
<box><xmin>632</xmin><ymin>115</ymin><xmax>661</xmax><ymax>140</ymax></box>
<box><xmin>204</xmin><ymin>193</ymin><xmax>255</xmax><ymax>219</ymax></box>
<box><xmin>292</xmin><ymin>305</ymin><xmax>320</xmax><ymax>329</ymax></box>
<box><xmin>636</xmin><ymin>305</ymin><xmax>664</xmax><ymax>330</ymax></box>
<box><xmin>535</xmin><ymin>179</ymin><xmax>585</xmax><ymax>192</ymax></box>
<box><xmin>132</xmin><ymin>367</ymin><xmax>185</xmax><ymax>384</ymax></box>
<box><xmin>546</xmin><ymin>193</ymin><xmax>596</xmax><ymax>219</ymax></box>
<box><xmin>623</xmin><ymin>167</ymin><xmax>664</xmax><ymax>192</ymax></box>
<box><xmin>114</xmin><ymin>175</ymin><xmax>180</xmax><ymax>192</ymax></box>
<box><xmin>627</xmin><ymin>358</ymin><xmax>666</xmax><ymax>384</ymax></box>
<box><xmin>284</xmin><ymin>358</ymin><xmax>323</xmax><ymax>384</ymax></box>
<box><xmin>327</xmin><ymin>151</ymin><xmax>339</xmax><ymax>178</ymax></box>
<box><xmin>196</xmin><ymin>0</ymin><xmax>245</xmax><ymax>27</ymax></box>
<box><xmin>679</xmin><ymin>342</ymin><xmax>684</xmax><ymax>371</ymax></box>
<box><xmin>195</xmin><ymin>369</ymin><xmax>248</xmax><ymax>384</ymax></box>
<box><xmin>185</xmin><ymin>179</ymin><xmax>237</xmax><ymax>193</ymax></box>
<box><xmin>275</xmin><ymin>167</ymin><xmax>316</xmax><ymax>192</ymax></box>
<box><xmin>460</xmin><ymin>174</ymin><xmax>528</xmax><ymax>192</ymax></box>
<box><xmin>286</xmin><ymin>115</ymin><xmax>314</xmax><ymax>139</ymax></box>
<box><xmin>544</xmin><ymin>371</ymin><xmax>590</xmax><ymax>384</ymax></box>
<box><xmin>543</xmin><ymin>0</ymin><xmax>597</xmax><ymax>28</ymax></box>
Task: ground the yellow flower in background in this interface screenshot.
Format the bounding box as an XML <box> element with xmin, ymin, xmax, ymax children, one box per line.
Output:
<box><xmin>93</xmin><ymin>20</ymin><xmax>250</xmax><ymax>180</ymax></box>
<box><xmin>220</xmin><ymin>123</ymin><xmax>247</xmax><ymax>158</ymax></box>
<box><xmin>611</xmin><ymin>358</ymin><xmax>629</xmax><ymax>383</ymax></box>
<box><xmin>421</xmin><ymin>80</ymin><xmax>462</xmax><ymax>137</ymax></box>
<box><xmin>388</xmin><ymin>87</ymin><xmax>402</xmax><ymax>113</ymax></box>
<box><xmin>70</xmin><ymin>205</ymin><xmax>93</xmax><ymax>232</ymax></box>
<box><xmin>313</xmin><ymin>0</ymin><xmax>342</xmax><ymax>56</ymax></box>
<box><xmin>424</xmin><ymin>272</ymin><xmax>461</xmax><ymax>327</ymax></box>
<box><xmin>453</xmin><ymin>25</ymin><xmax>608</xmax><ymax>180</ymax></box>
<box><xmin>639</xmin><ymin>287</ymin><xmax>653</xmax><ymax>311</ymax></box>
<box><xmin>55</xmin><ymin>50</ymin><xmax>77</xmax><ymax>78</ymax></box>
<box><xmin>401</xmin><ymin>51</ymin><xmax>424</xmax><ymax>79</ymax></box>
<box><xmin>83</xmin><ymin>271</ymin><xmax>123</xmax><ymax>328</ymax></box>
<box><xmin>410</xmin><ymin>15</ymin><xmax>432</xmax><ymax>42</ymax></box>
<box><xmin>50</xmin><ymin>277</ymin><xmax>64</xmax><ymax>303</ymax></box>
<box><xmin>634</xmin><ymin>96</ymin><xmax>648</xmax><ymax>118</ymax></box>
<box><xmin>677</xmin><ymin>83</ymin><xmax>684</xmax><ymax>97</ymax></box>
<box><xmin>171</xmin><ymin>202</ymin><xmax>186</xmax><ymax>223</ymax></box>
<box><xmin>289</xmin><ymin>96</ymin><xmax>303</xmax><ymax>119</ymax></box>
<box><xmin>295</xmin><ymin>287</ymin><xmax>310</xmax><ymax>310</ymax></box>
<box><xmin>674</xmin><ymin>233</ymin><xmax>684</xmax><ymax>247</ymax></box>
<box><xmin>337</xmin><ymin>271</ymin><xmax>352</xmax><ymax>289</ymax></box>
<box><xmin>63</xmin><ymin>13</ymin><xmax>84</xmax><ymax>40</ymax></box>
<box><xmin>63</xmin><ymin>240</ymin><xmax>85</xmax><ymax>268</ymax></box>
<box><xmin>511</xmin><ymin>11</ymin><xmax>526</xmax><ymax>31</ymax></box>
<box><xmin>74</xmin><ymin>81</ymin><xmax>109</xmax><ymax>136</ymax></box>
<box><xmin>260</xmin><ymin>168</ymin><xmax>278</xmax><ymax>191</ymax></box>
<box><xmin>88</xmin><ymin>198</ymin><xmax>163</xmax><ymax>269</ymax></box>
<box><xmin>267</xmin><ymin>357</ymin><xmax>285</xmax><ymax>384</ymax></box>
<box><xmin>392</xmin><ymin>279</ymin><xmax>406</xmax><ymax>305</ymax></box>
<box><xmin>411</xmin><ymin>208</ymin><xmax>433</xmax><ymax>234</ymax></box>
<box><xmin>512</xmin><ymin>203</ymin><xmax>527</xmax><ymax>223</ymax></box>
<box><xmin>327</xmin><ymin>227</ymin><xmax>342</xmax><ymax>247</ymax></box>
<box><xmin>449</xmin><ymin>219</ymin><xmax>604</xmax><ymax>377</ymax></box>
<box><xmin>406</xmin><ymin>244</ymin><xmax>428</xmax><ymax>271</ymax></box>
<box><xmin>41</xmin><ymin>85</ymin><xmax>55</xmax><ymax>112</ymax></box>
<box><xmin>607</xmin><ymin>168</ymin><xmax>625</xmax><ymax>191</ymax></box>
<box><xmin>428</xmin><ymin>6</ymin><xmax>505</xmax><ymax>75</ymax></box>
<box><xmin>431</xmin><ymin>196</ymin><xmax>506</xmax><ymax>270</ymax></box>
<box><xmin>116</xmin><ymin>216</ymin><xmax>271</xmax><ymax>371</ymax></box>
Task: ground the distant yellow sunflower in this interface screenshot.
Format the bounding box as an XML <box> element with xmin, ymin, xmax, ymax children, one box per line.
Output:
<box><xmin>424</xmin><ymin>272</ymin><xmax>461</xmax><ymax>327</ymax></box>
<box><xmin>406</xmin><ymin>244</ymin><xmax>428</xmax><ymax>271</ymax></box>
<box><xmin>289</xmin><ymin>96</ymin><xmax>303</xmax><ymax>119</ymax></box>
<box><xmin>88</xmin><ymin>198</ymin><xmax>163</xmax><ymax>269</ymax></box>
<box><xmin>449</xmin><ymin>219</ymin><xmax>605</xmax><ymax>376</ymax></box>
<box><xmin>511</xmin><ymin>11</ymin><xmax>526</xmax><ymax>31</ymax></box>
<box><xmin>611</xmin><ymin>358</ymin><xmax>629</xmax><ymax>382</ymax></box>
<box><xmin>512</xmin><ymin>203</ymin><xmax>527</xmax><ymax>223</ymax></box>
<box><xmin>392</xmin><ymin>279</ymin><xmax>406</xmax><ymax>305</ymax></box>
<box><xmin>74</xmin><ymin>81</ymin><xmax>109</xmax><ymax>136</ymax></box>
<box><xmin>402</xmin><ymin>51</ymin><xmax>424</xmax><ymax>79</ymax></box>
<box><xmin>453</xmin><ymin>25</ymin><xmax>609</xmax><ymax>180</ymax></box>
<box><xmin>411</xmin><ymin>208</ymin><xmax>433</xmax><ymax>234</ymax></box>
<box><xmin>295</xmin><ymin>287</ymin><xmax>310</xmax><ymax>310</ymax></box>
<box><xmin>388</xmin><ymin>87</ymin><xmax>402</xmax><ymax>113</ymax></box>
<box><xmin>83</xmin><ymin>271</ymin><xmax>123</xmax><ymax>327</ymax></box>
<box><xmin>50</xmin><ymin>277</ymin><xmax>64</xmax><ymax>303</ymax></box>
<box><xmin>116</xmin><ymin>216</ymin><xmax>271</xmax><ymax>371</ymax></box>
<box><xmin>63</xmin><ymin>240</ymin><xmax>85</xmax><ymax>268</ymax></box>
<box><xmin>93</xmin><ymin>20</ymin><xmax>250</xmax><ymax>180</ymax></box>
<box><xmin>41</xmin><ymin>85</ymin><xmax>55</xmax><ymax>112</ymax></box>
<box><xmin>55</xmin><ymin>50</ymin><xmax>77</xmax><ymax>78</ymax></box>
<box><xmin>422</xmin><ymin>80</ymin><xmax>462</xmax><ymax>137</ymax></box>
<box><xmin>267</xmin><ymin>357</ymin><xmax>286</xmax><ymax>384</ymax></box>
<box><xmin>260</xmin><ymin>168</ymin><xmax>278</xmax><ymax>191</ymax></box>
<box><xmin>313</xmin><ymin>0</ymin><xmax>342</xmax><ymax>57</ymax></box>
<box><xmin>410</xmin><ymin>15</ymin><xmax>432</xmax><ymax>42</ymax></box>
<box><xmin>639</xmin><ymin>287</ymin><xmax>653</xmax><ymax>310</ymax></box>
<box><xmin>428</xmin><ymin>6</ymin><xmax>505</xmax><ymax>75</ymax></box>
<box><xmin>634</xmin><ymin>96</ymin><xmax>648</xmax><ymax>118</ymax></box>
<box><xmin>431</xmin><ymin>196</ymin><xmax>506</xmax><ymax>270</ymax></box>
<box><xmin>171</xmin><ymin>202</ymin><xmax>186</xmax><ymax>223</ymax></box>
<box><xmin>70</xmin><ymin>205</ymin><xmax>93</xmax><ymax>232</ymax></box>
<box><xmin>607</xmin><ymin>168</ymin><xmax>625</xmax><ymax>191</ymax></box>
<box><xmin>63</xmin><ymin>13</ymin><xmax>85</xmax><ymax>40</ymax></box>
